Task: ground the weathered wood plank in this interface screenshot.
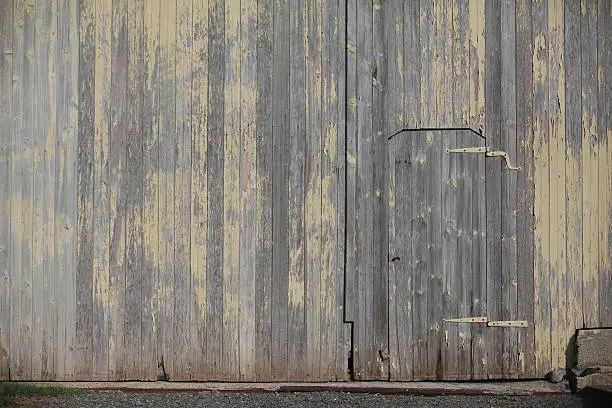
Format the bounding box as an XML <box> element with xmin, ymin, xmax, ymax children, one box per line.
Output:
<box><xmin>190</xmin><ymin>0</ymin><xmax>208</xmax><ymax>381</ymax></box>
<box><xmin>372</xmin><ymin>0</ymin><xmax>388</xmax><ymax>381</ymax></box>
<box><xmin>32</xmin><ymin>0</ymin><xmax>58</xmax><ymax>380</ymax></box>
<box><xmin>10</xmin><ymin>0</ymin><xmax>35</xmax><ymax>381</ymax></box>
<box><xmin>532</xmin><ymin>0</ymin><xmax>552</xmax><ymax>376</ymax></box>
<box><xmin>239</xmin><ymin>0</ymin><xmax>257</xmax><ymax>382</ymax></box>
<box><xmin>174</xmin><ymin>0</ymin><xmax>192</xmax><ymax>380</ymax></box>
<box><xmin>223</xmin><ymin>0</ymin><xmax>240</xmax><ymax>380</ymax></box>
<box><xmin>597</xmin><ymin>0</ymin><xmax>612</xmax><ymax>328</ymax></box>
<box><xmin>485</xmin><ymin>0</ymin><xmax>503</xmax><ymax>379</ymax></box>
<box><xmin>516</xmin><ymin>0</ymin><xmax>536</xmax><ymax>378</ymax></box>
<box><xmin>501</xmin><ymin>0</ymin><xmax>519</xmax><ymax>379</ymax></box>
<box><xmin>335</xmin><ymin>0</ymin><xmax>349</xmax><ymax>381</ymax></box>
<box><xmin>125</xmin><ymin>0</ymin><xmax>144</xmax><ymax>379</ymax></box>
<box><xmin>580</xmin><ymin>0</ymin><xmax>598</xmax><ymax>330</ymax></box>
<box><xmin>385</xmin><ymin>0</ymin><xmax>406</xmax><ymax>381</ymax></box>
<box><xmin>158</xmin><ymin>0</ymin><xmax>176</xmax><ymax>380</ymax></box>
<box><xmin>468</xmin><ymin>0</ymin><xmax>486</xmax><ymax>133</ymax></box>
<box><xmin>287</xmin><ymin>0</ymin><xmax>306</xmax><ymax>381</ymax></box>
<box><xmin>142</xmin><ymin>0</ymin><xmax>160</xmax><ymax>381</ymax></box>
<box><xmin>320</xmin><ymin>0</ymin><xmax>338</xmax><ymax>380</ymax></box>
<box><xmin>305</xmin><ymin>0</ymin><xmax>322</xmax><ymax>381</ymax></box>
<box><xmin>92</xmin><ymin>0</ymin><xmax>112</xmax><ymax>381</ymax></box>
<box><xmin>404</xmin><ymin>0</ymin><xmax>420</xmax><ymax>129</ymax></box>
<box><xmin>0</xmin><ymin>0</ymin><xmax>13</xmax><ymax>380</ymax></box>
<box><xmin>109</xmin><ymin>0</ymin><xmax>128</xmax><ymax>380</ymax></box>
<box><xmin>547</xmin><ymin>0</ymin><xmax>566</xmax><ymax>372</ymax></box>
<box><xmin>255</xmin><ymin>0</ymin><xmax>273</xmax><ymax>382</ymax></box>
<box><xmin>59</xmin><ymin>0</ymin><xmax>79</xmax><ymax>381</ymax></box>
<box><xmin>206</xmin><ymin>0</ymin><xmax>224</xmax><ymax>380</ymax></box>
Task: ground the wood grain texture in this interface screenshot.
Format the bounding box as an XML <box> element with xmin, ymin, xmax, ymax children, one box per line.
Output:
<box><xmin>142</xmin><ymin>0</ymin><xmax>160</xmax><ymax>381</ymax></box>
<box><xmin>532</xmin><ymin>0</ymin><xmax>552</xmax><ymax>377</ymax></box>
<box><xmin>125</xmin><ymin>0</ymin><xmax>144</xmax><ymax>380</ymax></box>
<box><xmin>0</xmin><ymin>0</ymin><xmax>13</xmax><ymax>381</ymax></box>
<box><xmin>239</xmin><ymin>0</ymin><xmax>257</xmax><ymax>382</ymax></box>
<box><xmin>190</xmin><ymin>0</ymin><xmax>209</xmax><ymax>381</ymax></box>
<box><xmin>516</xmin><ymin>0</ymin><xmax>536</xmax><ymax>378</ymax></box>
<box><xmin>92</xmin><ymin>0</ymin><xmax>112</xmax><ymax>381</ymax></box>
<box><xmin>255</xmin><ymin>0</ymin><xmax>273</xmax><ymax>382</ymax></box>
<box><xmin>500</xmin><ymin>0</ymin><xmax>519</xmax><ymax>379</ymax></box>
<box><xmin>174</xmin><ymin>0</ymin><xmax>192</xmax><ymax>380</ymax></box>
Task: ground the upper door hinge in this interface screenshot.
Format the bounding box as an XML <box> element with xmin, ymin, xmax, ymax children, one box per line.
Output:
<box><xmin>446</xmin><ymin>147</ymin><xmax>520</xmax><ymax>171</ymax></box>
<box><xmin>443</xmin><ymin>317</ymin><xmax>529</xmax><ymax>328</ymax></box>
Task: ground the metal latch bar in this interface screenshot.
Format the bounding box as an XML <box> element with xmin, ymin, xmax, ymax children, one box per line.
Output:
<box><xmin>446</xmin><ymin>147</ymin><xmax>520</xmax><ymax>171</ymax></box>
<box><xmin>443</xmin><ymin>317</ymin><xmax>488</xmax><ymax>323</ymax></box>
<box><xmin>487</xmin><ymin>320</ymin><xmax>529</xmax><ymax>327</ymax></box>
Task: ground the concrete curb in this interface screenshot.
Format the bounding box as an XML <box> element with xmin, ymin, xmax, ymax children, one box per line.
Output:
<box><xmin>13</xmin><ymin>381</ymin><xmax>570</xmax><ymax>396</ymax></box>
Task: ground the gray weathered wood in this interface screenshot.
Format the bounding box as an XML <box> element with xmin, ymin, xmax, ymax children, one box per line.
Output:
<box><xmin>255</xmin><ymin>0</ymin><xmax>273</xmax><ymax>382</ymax></box>
<box><xmin>174</xmin><ymin>0</ymin><xmax>192</xmax><ymax>380</ymax></box>
<box><xmin>271</xmin><ymin>0</ymin><xmax>289</xmax><ymax>381</ymax></box>
<box><xmin>125</xmin><ymin>0</ymin><xmax>144</xmax><ymax>379</ymax></box>
<box><xmin>0</xmin><ymin>0</ymin><xmax>13</xmax><ymax>381</ymax></box>
<box><xmin>142</xmin><ymin>0</ymin><xmax>160</xmax><ymax>381</ymax></box>
<box><xmin>206</xmin><ymin>0</ymin><xmax>224</xmax><ymax>380</ymax></box>
<box><xmin>108</xmin><ymin>0</ymin><xmax>128</xmax><ymax>380</ymax></box>
<box><xmin>485</xmin><ymin>0</ymin><xmax>503</xmax><ymax>380</ymax></box>
<box><xmin>516</xmin><ymin>0</ymin><xmax>536</xmax><ymax>378</ymax></box>
<box><xmin>501</xmin><ymin>0</ymin><xmax>519</xmax><ymax>379</ymax></box>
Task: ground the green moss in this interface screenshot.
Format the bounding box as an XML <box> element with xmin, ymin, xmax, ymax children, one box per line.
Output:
<box><xmin>0</xmin><ymin>382</ymin><xmax>84</xmax><ymax>406</ymax></box>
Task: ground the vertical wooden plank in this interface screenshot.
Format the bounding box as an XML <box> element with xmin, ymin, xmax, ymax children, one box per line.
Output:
<box><xmin>335</xmin><ymin>0</ymin><xmax>350</xmax><ymax>381</ymax></box>
<box><xmin>547</xmin><ymin>0</ymin><xmax>566</xmax><ymax>372</ymax></box>
<box><xmin>125</xmin><ymin>0</ymin><xmax>144</xmax><ymax>380</ymax></box>
<box><xmin>532</xmin><ymin>0</ymin><xmax>552</xmax><ymax>377</ymax></box>
<box><xmin>32</xmin><ymin>0</ymin><xmax>58</xmax><ymax>380</ymax></box>
<box><xmin>287</xmin><ymin>0</ymin><xmax>306</xmax><ymax>381</ymax></box>
<box><xmin>501</xmin><ymin>0</ymin><xmax>519</xmax><ymax>379</ymax></box>
<box><xmin>206</xmin><ymin>0</ymin><xmax>224</xmax><ymax>380</ymax></box>
<box><xmin>158</xmin><ymin>0</ymin><xmax>175</xmax><ymax>380</ymax></box>
<box><xmin>485</xmin><ymin>0</ymin><xmax>503</xmax><ymax>379</ymax></box>
<box><xmin>239</xmin><ymin>0</ymin><xmax>257</xmax><ymax>382</ymax></box>
<box><xmin>454</xmin><ymin>1</ymin><xmax>472</xmax><ymax>381</ymax></box>
<box><xmin>516</xmin><ymin>0</ymin><xmax>536</xmax><ymax>378</ymax></box>
<box><xmin>580</xmin><ymin>0</ymin><xmax>598</xmax><ymax>330</ymax></box>
<box><xmin>223</xmin><ymin>0</ymin><xmax>240</xmax><ymax>380</ymax></box>
<box><xmin>597</xmin><ymin>0</ymin><xmax>611</xmax><ymax>328</ymax></box>
<box><xmin>469</xmin><ymin>0</ymin><xmax>486</xmax><ymax>133</ymax></box>
<box><xmin>174</xmin><ymin>0</ymin><xmax>192</xmax><ymax>380</ymax></box>
<box><xmin>344</xmin><ymin>0</ymin><xmax>357</xmax><ymax>331</ymax></box>
<box><xmin>385</xmin><ymin>0</ymin><xmax>406</xmax><ymax>382</ymax></box>
<box><xmin>92</xmin><ymin>0</ymin><xmax>112</xmax><ymax>381</ymax></box>
<box><xmin>320</xmin><ymin>0</ymin><xmax>338</xmax><ymax>381</ymax></box>
<box><xmin>563</xmin><ymin>0</ymin><xmax>582</xmax><ymax>370</ymax></box>
<box><xmin>404</xmin><ymin>0</ymin><xmax>420</xmax><ymax>129</ymax></box>
<box><xmin>10</xmin><ymin>0</ymin><xmax>35</xmax><ymax>381</ymax></box>
<box><xmin>59</xmin><ymin>0</ymin><xmax>79</xmax><ymax>381</ymax></box>
<box><xmin>255</xmin><ymin>0</ymin><xmax>273</xmax><ymax>382</ymax></box>
<box><xmin>271</xmin><ymin>0</ymin><xmax>290</xmax><ymax>381</ymax></box>
<box><xmin>108</xmin><ymin>0</ymin><xmax>128</xmax><ymax>380</ymax></box>
<box><xmin>190</xmin><ymin>0</ymin><xmax>208</xmax><ymax>381</ymax></box>
<box><xmin>372</xmin><ymin>0</ymin><xmax>388</xmax><ymax>381</ymax></box>
<box><xmin>0</xmin><ymin>0</ymin><xmax>12</xmax><ymax>380</ymax></box>
<box><xmin>141</xmin><ymin>0</ymin><xmax>160</xmax><ymax>381</ymax></box>
<box><xmin>305</xmin><ymin>0</ymin><xmax>322</xmax><ymax>381</ymax></box>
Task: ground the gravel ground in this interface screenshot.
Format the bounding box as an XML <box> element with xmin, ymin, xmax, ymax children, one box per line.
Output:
<box><xmin>7</xmin><ymin>391</ymin><xmax>600</xmax><ymax>408</ymax></box>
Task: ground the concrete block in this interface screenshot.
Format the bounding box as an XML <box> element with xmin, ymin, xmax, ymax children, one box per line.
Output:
<box><xmin>576</xmin><ymin>329</ymin><xmax>612</xmax><ymax>368</ymax></box>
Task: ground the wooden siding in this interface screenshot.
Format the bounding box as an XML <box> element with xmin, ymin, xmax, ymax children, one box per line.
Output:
<box><xmin>0</xmin><ymin>0</ymin><xmax>610</xmax><ymax>381</ymax></box>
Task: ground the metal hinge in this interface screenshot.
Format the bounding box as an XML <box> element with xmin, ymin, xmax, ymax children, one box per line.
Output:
<box><xmin>444</xmin><ymin>317</ymin><xmax>529</xmax><ymax>328</ymax></box>
<box><xmin>446</xmin><ymin>147</ymin><xmax>520</xmax><ymax>171</ymax></box>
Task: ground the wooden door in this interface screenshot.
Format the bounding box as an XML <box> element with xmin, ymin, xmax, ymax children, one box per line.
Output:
<box><xmin>388</xmin><ymin>129</ymin><xmax>487</xmax><ymax>380</ymax></box>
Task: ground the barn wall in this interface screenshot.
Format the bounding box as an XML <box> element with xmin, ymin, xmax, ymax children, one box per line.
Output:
<box><xmin>0</xmin><ymin>0</ymin><xmax>610</xmax><ymax>382</ymax></box>
<box><xmin>347</xmin><ymin>0</ymin><xmax>611</xmax><ymax>380</ymax></box>
<box><xmin>0</xmin><ymin>0</ymin><xmax>349</xmax><ymax>381</ymax></box>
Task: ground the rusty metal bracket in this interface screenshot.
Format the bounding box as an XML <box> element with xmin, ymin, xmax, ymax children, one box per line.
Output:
<box><xmin>487</xmin><ymin>320</ymin><xmax>529</xmax><ymax>328</ymax></box>
<box><xmin>443</xmin><ymin>317</ymin><xmax>488</xmax><ymax>323</ymax></box>
<box><xmin>446</xmin><ymin>147</ymin><xmax>520</xmax><ymax>171</ymax></box>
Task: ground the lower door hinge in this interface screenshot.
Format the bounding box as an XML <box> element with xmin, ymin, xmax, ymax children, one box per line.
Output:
<box><xmin>444</xmin><ymin>317</ymin><xmax>529</xmax><ymax>328</ymax></box>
